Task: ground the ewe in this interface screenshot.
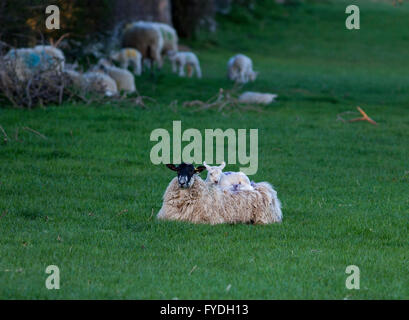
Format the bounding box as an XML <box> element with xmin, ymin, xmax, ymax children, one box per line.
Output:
<box><xmin>157</xmin><ymin>163</ymin><xmax>282</xmax><ymax>225</ymax></box>
<box><xmin>227</xmin><ymin>54</ymin><xmax>258</xmax><ymax>83</ymax></box>
<box><xmin>95</xmin><ymin>59</ymin><xmax>136</xmax><ymax>93</ymax></box>
<box><xmin>122</xmin><ymin>22</ymin><xmax>164</xmax><ymax>69</ymax></box>
<box><xmin>168</xmin><ymin>51</ymin><xmax>202</xmax><ymax>78</ymax></box>
<box><xmin>33</xmin><ymin>45</ymin><xmax>65</xmax><ymax>72</ymax></box>
<box><xmin>4</xmin><ymin>48</ymin><xmax>42</xmax><ymax>81</ymax></box>
<box><xmin>203</xmin><ymin>161</ymin><xmax>253</xmax><ymax>191</ymax></box>
<box><xmin>110</xmin><ymin>48</ymin><xmax>142</xmax><ymax>76</ymax></box>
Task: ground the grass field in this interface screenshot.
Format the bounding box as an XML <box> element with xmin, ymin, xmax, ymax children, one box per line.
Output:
<box><xmin>0</xmin><ymin>0</ymin><xmax>408</xmax><ymax>299</ymax></box>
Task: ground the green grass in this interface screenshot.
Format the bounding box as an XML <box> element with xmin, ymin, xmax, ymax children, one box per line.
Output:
<box><xmin>0</xmin><ymin>0</ymin><xmax>408</xmax><ymax>299</ymax></box>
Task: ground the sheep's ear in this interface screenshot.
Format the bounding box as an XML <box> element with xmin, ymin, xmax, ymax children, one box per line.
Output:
<box><xmin>219</xmin><ymin>161</ymin><xmax>226</xmax><ymax>170</ymax></box>
<box><xmin>194</xmin><ymin>166</ymin><xmax>206</xmax><ymax>174</ymax></box>
<box><xmin>166</xmin><ymin>164</ymin><xmax>178</xmax><ymax>171</ymax></box>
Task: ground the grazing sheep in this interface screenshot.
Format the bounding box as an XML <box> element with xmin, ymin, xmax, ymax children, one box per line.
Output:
<box><xmin>227</xmin><ymin>54</ymin><xmax>258</xmax><ymax>83</ymax></box>
<box><xmin>238</xmin><ymin>92</ymin><xmax>278</xmax><ymax>105</ymax></box>
<box><xmin>33</xmin><ymin>45</ymin><xmax>65</xmax><ymax>72</ymax></box>
<box><xmin>157</xmin><ymin>163</ymin><xmax>282</xmax><ymax>225</ymax></box>
<box><xmin>203</xmin><ymin>161</ymin><xmax>253</xmax><ymax>191</ymax></box>
<box><xmin>3</xmin><ymin>48</ymin><xmax>41</xmax><ymax>81</ymax></box>
<box><xmin>83</xmin><ymin>71</ymin><xmax>118</xmax><ymax>97</ymax></box>
<box><xmin>168</xmin><ymin>51</ymin><xmax>202</xmax><ymax>78</ymax></box>
<box><xmin>95</xmin><ymin>58</ymin><xmax>136</xmax><ymax>93</ymax></box>
<box><xmin>110</xmin><ymin>48</ymin><xmax>142</xmax><ymax>76</ymax></box>
<box><xmin>122</xmin><ymin>22</ymin><xmax>164</xmax><ymax>69</ymax></box>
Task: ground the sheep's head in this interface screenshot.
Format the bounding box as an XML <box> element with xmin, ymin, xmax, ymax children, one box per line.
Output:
<box><xmin>166</xmin><ymin>163</ymin><xmax>206</xmax><ymax>188</ymax></box>
<box><xmin>203</xmin><ymin>161</ymin><xmax>226</xmax><ymax>185</ymax></box>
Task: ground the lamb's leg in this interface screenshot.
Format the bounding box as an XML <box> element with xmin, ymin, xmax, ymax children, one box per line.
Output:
<box><xmin>178</xmin><ymin>62</ymin><xmax>185</xmax><ymax>77</ymax></box>
<box><xmin>195</xmin><ymin>62</ymin><xmax>202</xmax><ymax>79</ymax></box>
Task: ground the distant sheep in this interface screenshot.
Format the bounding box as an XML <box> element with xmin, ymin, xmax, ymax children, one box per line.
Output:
<box><xmin>83</xmin><ymin>71</ymin><xmax>118</xmax><ymax>97</ymax></box>
<box><xmin>110</xmin><ymin>48</ymin><xmax>142</xmax><ymax>76</ymax></box>
<box><xmin>95</xmin><ymin>59</ymin><xmax>136</xmax><ymax>93</ymax></box>
<box><xmin>168</xmin><ymin>51</ymin><xmax>202</xmax><ymax>78</ymax></box>
<box><xmin>227</xmin><ymin>54</ymin><xmax>258</xmax><ymax>83</ymax></box>
<box><xmin>157</xmin><ymin>163</ymin><xmax>282</xmax><ymax>225</ymax></box>
<box><xmin>122</xmin><ymin>22</ymin><xmax>164</xmax><ymax>69</ymax></box>
<box><xmin>203</xmin><ymin>161</ymin><xmax>253</xmax><ymax>191</ymax></box>
<box><xmin>33</xmin><ymin>45</ymin><xmax>65</xmax><ymax>72</ymax></box>
<box><xmin>238</xmin><ymin>92</ymin><xmax>278</xmax><ymax>105</ymax></box>
<box><xmin>3</xmin><ymin>48</ymin><xmax>41</xmax><ymax>81</ymax></box>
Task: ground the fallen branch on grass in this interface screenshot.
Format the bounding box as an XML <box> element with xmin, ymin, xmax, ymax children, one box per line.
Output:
<box><xmin>337</xmin><ymin>107</ymin><xmax>377</xmax><ymax>125</ymax></box>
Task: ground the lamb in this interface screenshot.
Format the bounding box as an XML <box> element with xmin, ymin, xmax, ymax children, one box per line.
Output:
<box><xmin>110</xmin><ymin>48</ymin><xmax>142</xmax><ymax>76</ymax></box>
<box><xmin>157</xmin><ymin>163</ymin><xmax>282</xmax><ymax>225</ymax></box>
<box><xmin>168</xmin><ymin>51</ymin><xmax>202</xmax><ymax>78</ymax></box>
<box><xmin>95</xmin><ymin>58</ymin><xmax>136</xmax><ymax>93</ymax></box>
<box><xmin>203</xmin><ymin>161</ymin><xmax>253</xmax><ymax>191</ymax></box>
<box><xmin>122</xmin><ymin>22</ymin><xmax>164</xmax><ymax>69</ymax></box>
<box><xmin>227</xmin><ymin>54</ymin><xmax>258</xmax><ymax>83</ymax></box>
<box><xmin>238</xmin><ymin>92</ymin><xmax>278</xmax><ymax>105</ymax></box>
<box><xmin>82</xmin><ymin>71</ymin><xmax>118</xmax><ymax>97</ymax></box>
<box><xmin>33</xmin><ymin>45</ymin><xmax>65</xmax><ymax>72</ymax></box>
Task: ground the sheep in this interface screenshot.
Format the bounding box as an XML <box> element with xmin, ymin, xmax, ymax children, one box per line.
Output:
<box><xmin>238</xmin><ymin>92</ymin><xmax>278</xmax><ymax>105</ymax></box>
<box><xmin>122</xmin><ymin>22</ymin><xmax>164</xmax><ymax>70</ymax></box>
<box><xmin>94</xmin><ymin>58</ymin><xmax>136</xmax><ymax>93</ymax></box>
<box><xmin>203</xmin><ymin>161</ymin><xmax>253</xmax><ymax>191</ymax></box>
<box><xmin>227</xmin><ymin>54</ymin><xmax>258</xmax><ymax>83</ymax></box>
<box><xmin>168</xmin><ymin>51</ymin><xmax>202</xmax><ymax>78</ymax></box>
<box><xmin>82</xmin><ymin>71</ymin><xmax>118</xmax><ymax>97</ymax></box>
<box><xmin>3</xmin><ymin>48</ymin><xmax>42</xmax><ymax>81</ymax></box>
<box><xmin>157</xmin><ymin>163</ymin><xmax>282</xmax><ymax>225</ymax></box>
<box><xmin>33</xmin><ymin>45</ymin><xmax>65</xmax><ymax>72</ymax></box>
<box><xmin>63</xmin><ymin>69</ymin><xmax>84</xmax><ymax>89</ymax></box>
<box><xmin>110</xmin><ymin>48</ymin><xmax>142</xmax><ymax>76</ymax></box>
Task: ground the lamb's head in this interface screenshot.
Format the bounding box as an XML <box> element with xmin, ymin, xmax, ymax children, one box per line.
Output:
<box><xmin>203</xmin><ymin>161</ymin><xmax>226</xmax><ymax>186</ymax></box>
<box><xmin>166</xmin><ymin>163</ymin><xmax>206</xmax><ymax>188</ymax></box>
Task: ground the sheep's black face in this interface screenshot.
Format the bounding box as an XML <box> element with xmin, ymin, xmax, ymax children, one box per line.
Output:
<box><xmin>166</xmin><ymin>163</ymin><xmax>205</xmax><ymax>188</ymax></box>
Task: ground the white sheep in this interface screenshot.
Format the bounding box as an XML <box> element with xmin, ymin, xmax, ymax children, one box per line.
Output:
<box><xmin>203</xmin><ymin>161</ymin><xmax>253</xmax><ymax>191</ymax></box>
<box><xmin>83</xmin><ymin>71</ymin><xmax>118</xmax><ymax>97</ymax></box>
<box><xmin>3</xmin><ymin>48</ymin><xmax>42</xmax><ymax>81</ymax></box>
<box><xmin>227</xmin><ymin>54</ymin><xmax>258</xmax><ymax>83</ymax></box>
<box><xmin>33</xmin><ymin>45</ymin><xmax>65</xmax><ymax>72</ymax></box>
<box><xmin>110</xmin><ymin>48</ymin><xmax>142</xmax><ymax>76</ymax></box>
<box><xmin>238</xmin><ymin>92</ymin><xmax>278</xmax><ymax>105</ymax></box>
<box><xmin>168</xmin><ymin>51</ymin><xmax>202</xmax><ymax>78</ymax></box>
<box><xmin>157</xmin><ymin>163</ymin><xmax>282</xmax><ymax>225</ymax></box>
<box><xmin>95</xmin><ymin>58</ymin><xmax>136</xmax><ymax>93</ymax></box>
<box><xmin>122</xmin><ymin>22</ymin><xmax>164</xmax><ymax>69</ymax></box>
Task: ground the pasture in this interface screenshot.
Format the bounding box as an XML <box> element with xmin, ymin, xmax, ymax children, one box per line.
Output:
<box><xmin>0</xmin><ymin>0</ymin><xmax>408</xmax><ymax>299</ymax></box>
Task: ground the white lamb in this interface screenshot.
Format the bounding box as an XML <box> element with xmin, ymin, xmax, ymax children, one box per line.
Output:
<box><xmin>227</xmin><ymin>54</ymin><xmax>258</xmax><ymax>83</ymax></box>
<box><xmin>238</xmin><ymin>92</ymin><xmax>278</xmax><ymax>105</ymax></box>
<box><xmin>95</xmin><ymin>58</ymin><xmax>136</xmax><ymax>93</ymax></box>
<box><xmin>203</xmin><ymin>161</ymin><xmax>254</xmax><ymax>191</ymax></box>
<box><xmin>168</xmin><ymin>51</ymin><xmax>202</xmax><ymax>78</ymax></box>
<box><xmin>110</xmin><ymin>48</ymin><xmax>142</xmax><ymax>76</ymax></box>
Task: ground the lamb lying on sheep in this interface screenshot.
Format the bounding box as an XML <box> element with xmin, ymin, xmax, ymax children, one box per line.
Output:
<box><xmin>110</xmin><ymin>48</ymin><xmax>142</xmax><ymax>76</ymax></box>
<box><xmin>122</xmin><ymin>22</ymin><xmax>164</xmax><ymax>69</ymax></box>
<box><xmin>168</xmin><ymin>51</ymin><xmax>202</xmax><ymax>78</ymax></box>
<box><xmin>203</xmin><ymin>161</ymin><xmax>253</xmax><ymax>191</ymax></box>
<box><xmin>95</xmin><ymin>58</ymin><xmax>136</xmax><ymax>93</ymax></box>
<box><xmin>227</xmin><ymin>54</ymin><xmax>258</xmax><ymax>83</ymax></box>
<box><xmin>157</xmin><ymin>163</ymin><xmax>282</xmax><ymax>225</ymax></box>
<box><xmin>238</xmin><ymin>92</ymin><xmax>278</xmax><ymax>105</ymax></box>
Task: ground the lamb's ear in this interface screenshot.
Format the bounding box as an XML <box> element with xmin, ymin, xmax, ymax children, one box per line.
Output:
<box><xmin>166</xmin><ymin>164</ymin><xmax>179</xmax><ymax>171</ymax></box>
<box><xmin>194</xmin><ymin>166</ymin><xmax>206</xmax><ymax>174</ymax></box>
<box><xmin>219</xmin><ymin>161</ymin><xmax>226</xmax><ymax>170</ymax></box>
<box><xmin>203</xmin><ymin>161</ymin><xmax>210</xmax><ymax>170</ymax></box>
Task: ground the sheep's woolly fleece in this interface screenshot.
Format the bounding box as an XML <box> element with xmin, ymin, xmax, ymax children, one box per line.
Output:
<box><xmin>157</xmin><ymin>176</ymin><xmax>282</xmax><ymax>225</ymax></box>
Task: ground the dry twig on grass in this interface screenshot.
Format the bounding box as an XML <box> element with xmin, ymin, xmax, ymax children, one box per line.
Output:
<box><xmin>337</xmin><ymin>107</ymin><xmax>377</xmax><ymax>125</ymax></box>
